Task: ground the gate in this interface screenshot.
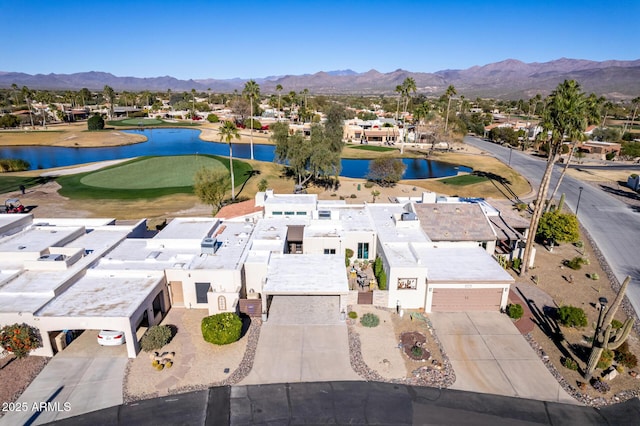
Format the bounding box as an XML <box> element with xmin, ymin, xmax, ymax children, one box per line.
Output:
<box><xmin>358</xmin><ymin>291</ymin><xmax>373</xmax><ymax>304</ymax></box>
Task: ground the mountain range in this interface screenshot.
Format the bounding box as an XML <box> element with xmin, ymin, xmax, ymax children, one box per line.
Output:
<box><xmin>1</xmin><ymin>58</ymin><xmax>639</xmax><ymax>100</ymax></box>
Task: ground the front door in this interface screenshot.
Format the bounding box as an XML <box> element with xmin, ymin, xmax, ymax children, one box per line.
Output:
<box><xmin>169</xmin><ymin>281</ymin><xmax>184</xmax><ymax>306</ymax></box>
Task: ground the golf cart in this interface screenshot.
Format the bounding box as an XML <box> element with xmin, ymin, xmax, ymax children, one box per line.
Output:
<box><xmin>0</xmin><ymin>198</ymin><xmax>25</xmax><ymax>214</ymax></box>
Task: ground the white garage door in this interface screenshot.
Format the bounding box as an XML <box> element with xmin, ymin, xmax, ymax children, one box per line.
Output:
<box><xmin>431</xmin><ymin>288</ymin><xmax>502</xmax><ymax>312</ymax></box>
<box><xmin>268</xmin><ymin>295</ymin><xmax>341</xmax><ymax>325</ymax></box>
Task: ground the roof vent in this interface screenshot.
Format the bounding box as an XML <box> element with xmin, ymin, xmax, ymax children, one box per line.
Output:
<box><xmin>401</xmin><ymin>212</ymin><xmax>417</xmax><ymax>221</ymax></box>
<box><xmin>38</xmin><ymin>254</ymin><xmax>65</xmax><ymax>261</ymax></box>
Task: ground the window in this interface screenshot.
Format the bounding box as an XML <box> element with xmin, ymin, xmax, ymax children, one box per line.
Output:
<box><xmin>284</xmin><ymin>211</ymin><xmax>294</xmax><ymax>215</ymax></box>
<box><xmin>152</xmin><ymin>292</ymin><xmax>163</xmax><ymax>316</ymax></box>
<box><xmin>272</xmin><ymin>211</ymin><xmax>283</xmax><ymax>215</ymax></box>
<box><xmin>318</xmin><ymin>210</ymin><xmax>331</xmax><ymax>220</ymax></box>
<box><xmin>324</xmin><ymin>248</ymin><xmax>336</xmax><ymax>254</ymax></box>
<box><xmin>195</xmin><ymin>282</ymin><xmax>211</xmax><ymax>304</ymax></box>
<box><xmin>296</xmin><ymin>211</ymin><xmax>307</xmax><ymax>216</ymax></box>
<box><xmin>397</xmin><ymin>278</ymin><xmax>417</xmax><ymax>290</ymax></box>
<box><xmin>218</xmin><ymin>295</ymin><xmax>227</xmax><ymax>311</ymax></box>
<box><xmin>357</xmin><ymin>242</ymin><xmax>369</xmax><ymax>259</ymax></box>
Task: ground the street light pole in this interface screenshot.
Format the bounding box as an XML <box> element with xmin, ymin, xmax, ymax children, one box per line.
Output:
<box><xmin>576</xmin><ymin>186</ymin><xmax>584</xmax><ymax>215</ymax></box>
<box><xmin>508</xmin><ymin>146</ymin><xmax>513</xmax><ymax>166</ymax></box>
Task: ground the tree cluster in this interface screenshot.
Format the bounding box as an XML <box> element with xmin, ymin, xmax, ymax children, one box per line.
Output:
<box><xmin>0</xmin><ymin>113</ymin><xmax>20</xmax><ymax>128</ymax></box>
<box><xmin>87</xmin><ymin>114</ymin><xmax>105</xmax><ymax>131</ymax></box>
<box><xmin>366</xmin><ymin>157</ymin><xmax>406</xmax><ymax>186</ymax></box>
<box><xmin>271</xmin><ymin>104</ymin><xmax>345</xmax><ymax>187</ymax></box>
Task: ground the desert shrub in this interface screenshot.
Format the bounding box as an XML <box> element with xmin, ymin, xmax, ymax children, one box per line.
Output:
<box><xmin>0</xmin><ymin>158</ymin><xmax>30</xmax><ymax>172</ymax></box>
<box><xmin>348</xmin><ymin>311</ymin><xmax>358</xmax><ymax>319</ymax></box>
<box><xmin>350</xmin><ymin>194</ymin><xmax>357</xmax><ymax>199</ymax></box>
<box><xmin>616</xmin><ymin>364</ymin><xmax>625</xmax><ymax>373</ymax></box>
<box><xmin>565</xmin><ymin>256</ymin><xmax>587</xmax><ymax>270</ymax></box>
<box><xmin>611</xmin><ymin>319</ymin><xmax>623</xmax><ymax>329</ymax></box>
<box><xmin>206</xmin><ymin>113</ymin><xmax>219</xmax><ymax>123</ymax></box>
<box><xmin>597</xmin><ymin>349</ymin><xmax>614</xmax><ymax>370</ymax></box>
<box><xmin>507</xmin><ymin>303</ymin><xmax>524</xmax><ymax>320</ymax></box>
<box><xmin>364</xmin><ymin>181</ymin><xmax>374</xmax><ymax>188</ymax></box>
<box><xmin>155</xmin><ymin>363</ymin><xmax>165</xmax><ymax>371</ymax></box>
<box><xmin>512</xmin><ymin>258</ymin><xmax>522</xmax><ymax>271</ymax></box>
<box><xmin>574</xmin><ymin>240</ymin><xmax>584</xmax><ymax>249</ymax></box>
<box><xmin>345</xmin><ymin>248</ymin><xmax>354</xmax><ymax>267</ymax></box>
<box><xmin>201</xmin><ymin>313</ymin><xmax>242</xmax><ymax>345</ymax></box>
<box><xmin>562</xmin><ymin>357</ymin><xmax>579</xmax><ymax>371</ymax></box>
<box><xmin>615</xmin><ymin>343</ymin><xmax>638</xmax><ymax>368</ymax></box>
<box><xmin>558</xmin><ymin>305</ymin><xmax>588</xmax><ymax>328</ymax></box>
<box><xmin>87</xmin><ymin>114</ymin><xmax>105</xmax><ymax>131</ymax></box>
<box><xmin>515</xmin><ymin>202</ymin><xmax>528</xmax><ymax>211</ymax></box>
<box><xmin>0</xmin><ymin>323</ymin><xmax>42</xmax><ymax>358</ymax></box>
<box><xmin>411</xmin><ymin>346</ymin><xmax>423</xmax><ymax>358</ymax></box>
<box><xmin>591</xmin><ymin>378</ymin><xmax>610</xmax><ymax>394</ymax></box>
<box><xmin>360</xmin><ymin>313</ymin><xmax>380</xmax><ymax>328</ymax></box>
<box><xmin>590</xmin><ymin>273</ymin><xmax>600</xmax><ymax>280</ymax></box>
<box><xmin>140</xmin><ymin>325</ymin><xmax>173</xmax><ymax>352</ymax></box>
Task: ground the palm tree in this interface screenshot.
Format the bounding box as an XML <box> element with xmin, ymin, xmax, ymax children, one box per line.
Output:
<box><xmin>242</xmin><ymin>80</ymin><xmax>260</xmax><ymax>160</ymax></box>
<box><xmin>401</xmin><ymin>77</ymin><xmax>416</xmax><ymax>114</ymax></box>
<box><xmin>521</xmin><ymin>80</ymin><xmax>588</xmax><ymax>276</ymax></box>
<box><xmin>444</xmin><ymin>85</ymin><xmax>457</xmax><ymax>133</ymax></box>
<box><xmin>218</xmin><ymin>121</ymin><xmax>241</xmax><ymax>200</ymax></box>
<box><xmin>275</xmin><ymin>84</ymin><xmax>283</xmax><ymax>120</ymax></box>
<box><xmin>394</xmin><ymin>84</ymin><xmax>403</xmax><ymax>121</ymax></box>
<box><xmin>191</xmin><ymin>88</ymin><xmax>197</xmax><ymax>118</ymax></box>
<box><xmin>21</xmin><ymin>86</ymin><xmax>34</xmax><ymax>128</ymax></box>
<box><xmin>103</xmin><ymin>85</ymin><xmax>115</xmax><ymax>120</ymax></box>
<box><xmin>623</xmin><ymin>97</ymin><xmax>640</xmax><ymax>135</ymax></box>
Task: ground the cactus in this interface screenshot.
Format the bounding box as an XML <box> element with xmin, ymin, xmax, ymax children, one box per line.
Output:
<box><xmin>556</xmin><ymin>193</ymin><xmax>565</xmax><ymax>212</ymax></box>
<box><xmin>584</xmin><ymin>276</ymin><xmax>635</xmax><ymax>380</ymax></box>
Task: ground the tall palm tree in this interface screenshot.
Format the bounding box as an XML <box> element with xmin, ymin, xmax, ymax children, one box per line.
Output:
<box><xmin>191</xmin><ymin>88</ymin><xmax>197</xmax><ymax>118</ymax></box>
<box><xmin>242</xmin><ymin>80</ymin><xmax>260</xmax><ymax>160</ymax></box>
<box><xmin>21</xmin><ymin>86</ymin><xmax>35</xmax><ymax>128</ymax></box>
<box><xmin>401</xmin><ymin>77</ymin><xmax>416</xmax><ymax>114</ymax></box>
<box><xmin>521</xmin><ymin>80</ymin><xmax>588</xmax><ymax>276</ymax></box>
<box><xmin>103</xmin><ymin>85</ymin><xmax>115</xmax><ymax>120</ymax></box>
<box><xmin>218</xmin><ymin>121</ymin><xmax>241</xmax><ymax>200</ymax></box>
<box><xmin>275</xmin><ymin>84</ymin><xmax>283</xmax><ymax>120</ymax></box>
<box><xmin>394</xmin><ymin>84</ymin><xmax>403</xmax><ymax>121</ymax></box>
<box><xmin>623</xmin><ymin>97</ymin><xmax>640</xmax><ymax>135</ymax></box>
<box><xmin>444</xmin><ymin>85</ymin><xmax>457</xmax><ymax>133</ymax></box>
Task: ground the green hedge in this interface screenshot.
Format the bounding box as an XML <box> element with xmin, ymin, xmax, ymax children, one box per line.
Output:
<box><xmin>558</xmin><ymin>305</ymin><xmax>587</xmax><ymax>328</ymax></box>
<box><xmin>201</xmin><ymin>313</ymin><xmax>242</xmax><ymax>345</ymax></box>
<box><xmin>507</xmin><ymin>303</ymin><xmax>524</xmax><ymax>320</ymax></box>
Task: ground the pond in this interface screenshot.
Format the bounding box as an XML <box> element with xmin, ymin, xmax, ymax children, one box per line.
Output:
<box><xmin>0</xmin><ymin>128</ymin><xmax>470</xmax><ymax>179</ymax></box>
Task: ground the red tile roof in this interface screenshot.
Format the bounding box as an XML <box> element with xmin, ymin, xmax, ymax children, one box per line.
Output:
<box><xmin>214</xmin><ymin>199</ymin><xmax>263</xmax><ymax>219</ymax></box>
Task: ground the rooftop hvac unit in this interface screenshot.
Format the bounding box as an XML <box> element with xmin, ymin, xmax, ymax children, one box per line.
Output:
<box><xmin>201</xmin><ymin>237</ymin><xmax>217</xmax><ymax>255</ymax></box>
<box><xmin>401</xmin><ymin>212</ymin><xmax>417</xmax><ymax>221</ymax></box>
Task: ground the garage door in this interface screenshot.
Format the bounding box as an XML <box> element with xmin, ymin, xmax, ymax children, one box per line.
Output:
<box><xmin>268</xmin><ymin>295</ymin><xmax>341</xmax><ymax>325</ymax></box>
<box><xmin>431</xmin><ymin>288</ymin><xmax>502</xmax><ymax>312</ymax></box>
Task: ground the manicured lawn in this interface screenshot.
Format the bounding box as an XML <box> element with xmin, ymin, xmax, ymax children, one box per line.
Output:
<box><xmin>107</xmin><ymin>119</ymin><xmax>200</xmax><ymax>127</ymax></box>
<box><xmin>348</xmin><ymin>145</ymin><xmax>397</xmax><ymax>152</ymax></box>
<box><xmin>439</xmin><ymin>174</ymin><xmax>488</xmax><ymax>186</ymax></box>
<box><xmin>57</xmin><ymin>155</ymin><xmax>252</xmax><ymax>199</ymax></box>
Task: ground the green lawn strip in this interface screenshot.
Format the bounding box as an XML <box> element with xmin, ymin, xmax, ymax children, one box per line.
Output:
<box><xmin>0</xmin><ymin>176</ymin><xmax>49</xmax><ymax>194</ymax></box>
<box><xmin>348</xmin><ymin>145</ymin><xmax>397</xmax><ymax>152</ymax></box>
<box><xmin>57</xmin><ymin>155</ymin><xmax>252</xmax><ymax>199</ymax></box>
<box><xmin>439</xmin><ymin>174</ymin><xmax>488</xmax><ymax>186</ymax></box>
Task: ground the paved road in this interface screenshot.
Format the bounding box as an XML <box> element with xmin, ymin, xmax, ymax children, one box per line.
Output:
<box><xmin>430</xmin><ymin>312</ymin><xmax>575</xmax><ymax>404</ymax></box>
<box><xmin>465</xmin><ymin>136</ymin><xmax>640</xmax><ymax>317</ymax></box>
<box><xmin>47</xmin><ymin>382</ymin><xmax>640</xmax><ymax>425</ymax></box>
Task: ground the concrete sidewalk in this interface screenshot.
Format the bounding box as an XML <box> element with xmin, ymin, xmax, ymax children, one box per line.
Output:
<box><xmin>430</xmin><ymin>311</ymin><xmax>577</xmax><ymax>404</ymax></box>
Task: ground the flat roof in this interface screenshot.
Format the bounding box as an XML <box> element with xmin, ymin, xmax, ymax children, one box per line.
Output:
<box><xmin>366</xmin><ymin>204</ymin><xmax>430</xmax><ymax>244</ymax></box>
<box><xmin>36</xmin><ymin>271</ymin><xmax>164</xmax><ymax>318</ymax></box>
<box><xmin>264</xmin><ymin>254</ymin><xmax>349</xmax><ymax>294</ymax></box>
<box><xmin>265</xmin><ymin>194</ymin><xmax>317</xmax><ymax>205</ymax></box>
<box><xmin>0</xmin><ymin>293</ymin><xmax>51</xmax><ymax>313</ymax></box>
<box><xmin>0</xmin><ymin>270</ymin><xmax>69</xmax><ymax>296</ymax></box>
<box><xmin>415</xmin><ymin>203</ymin><xmax>496</xmax><ymax>242</ymax></box>
<box><xmin>153</xmin><ymin>218</ymin><xmax>218</xmax><ymax>241</ymax></box>
<box><xmin>418</xmin><ymin>246</ymin><xmax>514</xmax><ymax>283</ymax></box>
<box><xmin>0</xmin><ymin>226</ymin><xmax>84</xmax><ymax>255</ymax></box>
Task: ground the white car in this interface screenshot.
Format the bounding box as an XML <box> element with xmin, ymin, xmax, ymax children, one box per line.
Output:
<box><xmin>97</xmin><ymin>330</ymin><xmax>126</xmax><ymax>346</ymax></box>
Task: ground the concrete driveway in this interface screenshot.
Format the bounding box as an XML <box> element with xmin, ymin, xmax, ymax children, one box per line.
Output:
<box><xmin>0</xmin><ymin>330</ymin><xmax>128</xmax><ymax>426</ymax></box>
<box><xmin>430</xmin><ymin>312</ymin><xmax>577</xmax><ymax>404</ymax></box>
<box><xmin>240</xmin><ymin>296</ymin><xmax>359</xmax><ymax>384</ymax></box>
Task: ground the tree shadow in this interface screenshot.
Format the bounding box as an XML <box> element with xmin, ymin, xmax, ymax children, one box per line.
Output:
<box><xmin>472</xmin><ymin>170</ymin><xmax>522</xmax><ymax>203</ymax></box>
<box><xmin>235</xmin><ymin>170</ymin><xmax>261</xmax><ymax>199</ymax></box>
<box><xmin>516</xmin><ymin>287</ymin><xmax>575</xmax><ymax>363</ymax></box>
<box><xmin>599</xmin><ymin>184</ymin><xmax>640</xmax><ymax>202</ymax></box>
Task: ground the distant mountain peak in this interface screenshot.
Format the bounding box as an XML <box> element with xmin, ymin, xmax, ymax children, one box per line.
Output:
<box><xmin>326</xmin><ymin>69</ymin><xmax>357</xmax><ymax>76</ymax></box>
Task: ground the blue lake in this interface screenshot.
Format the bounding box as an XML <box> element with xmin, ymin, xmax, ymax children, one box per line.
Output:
<box><xmin>0</xmin><ymin>128</ymin><xmax>470</xmax><ymax>179</ymax></box>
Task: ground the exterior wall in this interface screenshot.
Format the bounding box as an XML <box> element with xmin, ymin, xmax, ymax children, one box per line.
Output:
<box><xmin>424</xmin><ymin>282</ymin><xmax>510</xmax><ymax>313</ymax></box>
<box><xmin>303</xmin><ymin>235</ymin><xmax>342</xmax><ymax>255</ymax></box>
<box><xmin>343</xmin><ymin>231</ymin><xmax>376</xmax><ymax>262</ymax></box>
<box><xmin>244</xmin><ymin>260</ymin><xmax>269</xmax><ymax>295</ymax></box>
<box><xmin>165</xmin><ymin>269</ymin><xmax>241</xmax><ymax>310</ymax></box>
<box><xmin>387</xmin><ymin>266</ymin><xmax>428</xmax><ymax>310</ymax></box>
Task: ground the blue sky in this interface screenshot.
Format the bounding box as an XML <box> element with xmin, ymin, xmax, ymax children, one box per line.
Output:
<box><xmin>1</xmin><ymin>0</ymin><xmax>638</xmax><ymax>79</ymax></box>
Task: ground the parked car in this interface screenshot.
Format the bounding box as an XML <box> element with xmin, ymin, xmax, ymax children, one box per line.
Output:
<box><xmin>97</xmin><ymin>330</ymin><xmax>126</xmax><ymax>346</ymax></box>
